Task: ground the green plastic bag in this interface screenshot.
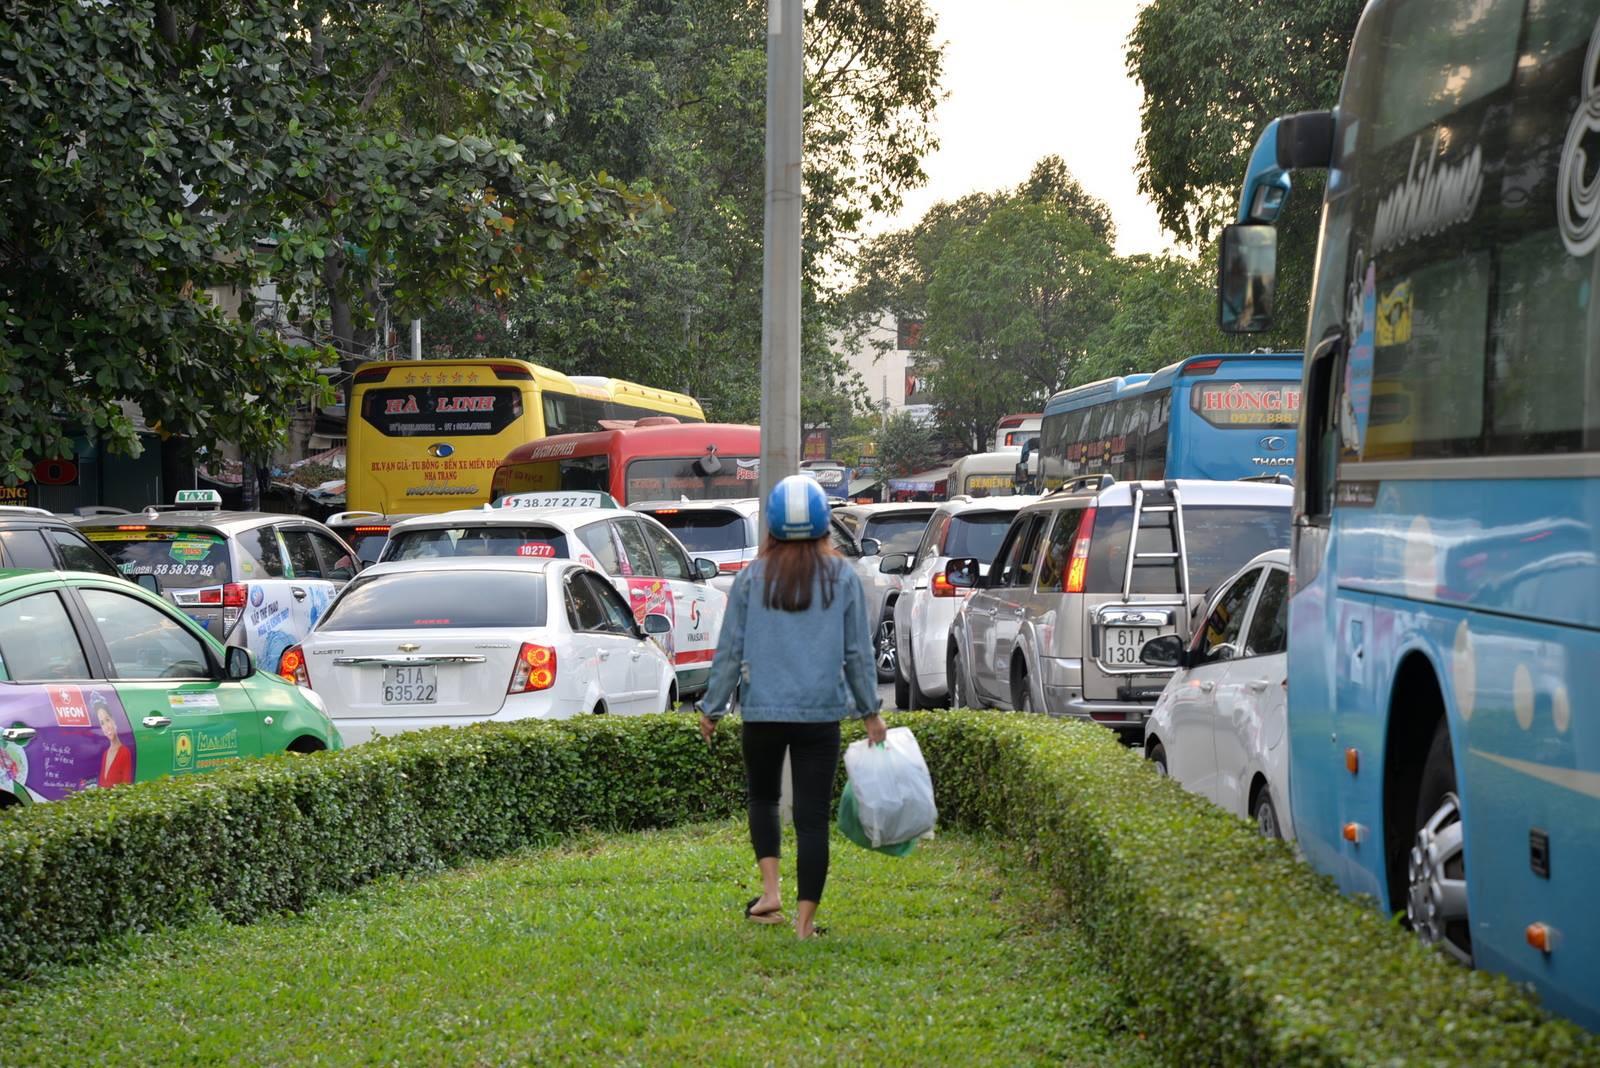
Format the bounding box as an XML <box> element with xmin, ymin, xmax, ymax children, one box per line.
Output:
<box><xmin>837</xmin><ymin>780</ymin><xmax>917</xmax><ymax>856</ymax></box>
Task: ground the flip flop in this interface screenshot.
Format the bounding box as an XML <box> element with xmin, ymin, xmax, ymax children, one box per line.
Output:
<box><xmin>744</xmin><ymin>896</ymin><xmax>785</xmax><ymax>925</ymax></box>
<box><xmin>798</xmin><ymin>924</ymin><xmax>828</xmax><ymax>940</ymax></box>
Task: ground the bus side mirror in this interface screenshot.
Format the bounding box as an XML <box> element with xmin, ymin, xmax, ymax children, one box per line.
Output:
<box><xmin>1218</xmin><ymin>223</ymin><xmax>1277</xmax><ymax>334</ymax></box>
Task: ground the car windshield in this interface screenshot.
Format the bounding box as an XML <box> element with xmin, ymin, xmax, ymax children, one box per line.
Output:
<box><xmin>943</xmin><ymin>512</ymin><xmax>1014</xmax><ymax>562</ymax></box>
<box><xmin>85</xmin><ymin>528</ymin><xmax>231</xmax><ymax>589</ymax></box>
<box><xmin>386</xmin><ymin>525</ymin><xmax>571</xmax><ymax>562</ymax></box>
<box><xmin>863</xmin><ymin>513</ymin><xmax>934</xmax><ymax>554</ymax></box>
<box><xmin>1086</xmin><ymin>505</ymin><xmax>1289</xmax><ymax>595</ymax></box>
<box><xmin>319</xmin><ymin>571</ymin><xmax>547</xmax><ymax>630</ymax></box>
<box><xmin>645</xmin><ymin>509</ymin><xmax>749</xmax><ymax>553</ymax></box>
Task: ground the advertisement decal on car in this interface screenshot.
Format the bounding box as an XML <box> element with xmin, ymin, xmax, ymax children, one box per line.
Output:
<box><xmin>0</xmin><ymin>685</ymin><xmax>135</xmax><ymax>801</ymax></box>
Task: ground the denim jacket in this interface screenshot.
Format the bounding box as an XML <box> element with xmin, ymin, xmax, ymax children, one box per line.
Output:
<box><xmin>701</xmin><ymin>556</ymin><xmax>880</xmax><ymax>723</ymax></box>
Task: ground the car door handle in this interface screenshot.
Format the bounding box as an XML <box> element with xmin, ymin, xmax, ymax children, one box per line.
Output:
<box><xmin>142</xmin><ymin>716</ymin><xmax>172</xmax><ymax>729</ymax></box>
<box><xmin>1198</xmin><ymin>681</ymin><xmax>1215</xmax><ymax>693</ymax></box>
<box><xmin>291</xmin><ymin>586</ymin><xmax>308</xmax><ymax>601</ymax></box>
<box><xmin>1248</xmin><ymin>679</ymin><xmax>1271</xmax><ymax>692</ymax></box>
<box><xmin>1</xmin><ymin>726</ymin><xmax>35</xmax><ymax>744</ymax></box>
<box><xmin>598</xmin><ymin>652</ymin><xmax>611</xmax><ymax>662</ymax></box>
<box><xmin>631</xmin><ymin>650</ymin><xmax>644</xmax><ymax>660</ymax></box>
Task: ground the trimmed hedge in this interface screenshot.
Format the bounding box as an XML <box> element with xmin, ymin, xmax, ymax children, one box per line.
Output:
<box><xmin>1</xmin><ymin>711</ymin><xmax>1595</xmax><ymax>1064</ymax></box>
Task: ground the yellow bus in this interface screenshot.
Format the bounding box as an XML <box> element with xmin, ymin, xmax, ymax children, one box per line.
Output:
<box><xmin>345</xmin><ymin>359</ymin><xmax>704</xmax><ymax>514</ymax></box>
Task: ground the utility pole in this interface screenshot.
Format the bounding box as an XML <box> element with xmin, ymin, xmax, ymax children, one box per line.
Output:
<box><xmin>410</xmin><ymin>318</ymin><xmax>422</xmax><ymax>360</ymax></box>
<box><xmin>758</xmin><ymin>0</ymin><xmax>802</xmax><ymax>534</ymax></box>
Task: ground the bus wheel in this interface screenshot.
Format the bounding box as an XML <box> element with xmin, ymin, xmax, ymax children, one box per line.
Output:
<box><xmin>1407</xmin><ymin>720</ymin><xmax>1472</xmax><ymax>966</ymax></box>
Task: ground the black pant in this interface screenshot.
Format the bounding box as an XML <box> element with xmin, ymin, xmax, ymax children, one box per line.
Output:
<box><xmin>742</xmin><ymin>720</ymin><xmax>842</xmax><ymax>904</ymax></box>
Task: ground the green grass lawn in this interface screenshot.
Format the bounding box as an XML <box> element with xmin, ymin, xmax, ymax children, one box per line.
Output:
<box><xmin>1</xmin><ymin>823</ymin><xmax>1156</xmax><ymax>1066</ymax></box>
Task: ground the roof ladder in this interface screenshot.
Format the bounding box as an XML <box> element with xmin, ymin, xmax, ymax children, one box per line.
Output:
<box><xmin>1121</xmin><ymin>482</ymin><xmax>1191</xmax><ymax>604</ymax></box>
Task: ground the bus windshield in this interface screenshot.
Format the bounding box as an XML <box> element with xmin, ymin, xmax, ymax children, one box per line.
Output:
<box><xmin>624</xmin><ymin>457</ymin><xmax>761</xmax><ymax>503</ymax></box>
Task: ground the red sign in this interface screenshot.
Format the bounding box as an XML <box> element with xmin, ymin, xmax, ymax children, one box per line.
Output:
<box><xmin>435</xmin><ymin>395</ymin><xmax>496</xmax><ymax>413</ymax></box>
<box><xmin>33</xmin><ymin>458</ymin><xmax>79</xmax><ymax>486</ymax></box>
<box><xmin>517</xmin><ymin>542</ymin><xmax>556</xmax><ymax>558</ymax></box>
<box><xmin>48</xmin><ymin>685</ymin><xmax>90</xmax><ymax>727</ymax></box>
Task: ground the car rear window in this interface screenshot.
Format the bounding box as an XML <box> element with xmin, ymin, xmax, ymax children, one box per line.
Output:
<box><xmin>340</xmin><ymin>527</ymin><xmax>391</xmax><ymax>566</ymax></box>
<box><xmin>644</xmin><ymin>509</ymin><xmax>749</xmax><ymax>553</ymax></box>
<box><xmin>385</xmin><ymin>525</ymin><xmax>571</xmax><ymax>562</ymax></box>
<box><xmin>1086</xmin><ymin>505</ymin><xmax>1289</xmax><ymax>595</ymax></box>
<box><xmin>863</xmin><ymin>512</ymin><xmax>934</xmax><ymax>555</ymax></box>
<box><xmin>85</xmin><ymin>528</ymin><xmax>232</xmax><ymax>589</ymax></box>
<box><xmin>941</xmin><ymin>512</ymin><xmax>1013</xmax><ymax>562</ymax></box>
<box><xmin>318</xmin><ymin>571</ymin><xmax>548</xmax><ymax>630</ymax></box>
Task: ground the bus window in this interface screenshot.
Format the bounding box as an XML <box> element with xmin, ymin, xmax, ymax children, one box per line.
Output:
<box><xmin>1138</xmin><ymin>391</ymin><xmax>1169</xmax><ymax>479</ymax></box>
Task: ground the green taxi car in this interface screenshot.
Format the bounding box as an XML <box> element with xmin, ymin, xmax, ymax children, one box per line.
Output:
<box><xmin>0</xmin><ymin>570</ymin><xmax>341</xmax><ymax>808</ymax></box>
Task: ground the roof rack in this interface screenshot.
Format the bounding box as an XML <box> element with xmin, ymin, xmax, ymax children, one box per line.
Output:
<box><xmin>1048</xmin><ymin>473</ymin><xmax>1116</xmax><ymax>496</ymax></box>
<box><xmin>1237</xmin><ymin>473</ymin><xmax>1294</xmax><ymax>485</ymax></box>
<box><xmin>0</xmin><ymin>505</ymin><xmax>54</xmax><ymax>517</ymax></box>
<box><xmin>327</xmin><ymin>510</ymin><xmax>385</xmax><ymax>525</ymax></box>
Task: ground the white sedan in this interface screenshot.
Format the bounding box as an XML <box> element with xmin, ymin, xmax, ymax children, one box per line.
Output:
<box><xmin>281</xmin><ymin>558</ymin><xmax>676</xmax><ymax>744</ymax></box>
<box><xmin>1140</xmin><ymin>549</ymin><xmax>1294</xmax><ymax>840</ymax></box>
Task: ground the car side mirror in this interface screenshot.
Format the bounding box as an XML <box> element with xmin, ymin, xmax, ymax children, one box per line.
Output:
<box><xmin>693</xmin><ymin>557</ymin><xmax>720</xmax><ymax>581</ymax></box>
<box><xmin>135</xmin><ymin>573</ymin><xmax>161</xmax><ymax>594</ymax></box>
<box><xmin>1138</xmin><ymin>634</ymin><xmax>1186</xmax><ymax>669</ymax></box>
<box><xmin>944</xmin><ymin>557</ymin><xmax>980</xmax><ymax>589</ymax></box>
<box><xmin>859</xmin><ymin>537</ymin><xmax>881</xmax><ymax>557</ymax></box>
<box><xmin>1218</xmin><ymin>222</ymin><xmax>1278</xmax><ymax>334</ymax></box>
<box><xmin>642</xmin><ymin>612</ymin><xmax>673</xmax><ymax>636</ymax></box>
<box><xmin>878</xmin><ymin>552</ymin><xmax>911</xmax><ymax>576</ymax></box>
<box><xmin>224</xmin><ymin>645</ymin><xmax>256</xmax><ymax>680</ymax></box>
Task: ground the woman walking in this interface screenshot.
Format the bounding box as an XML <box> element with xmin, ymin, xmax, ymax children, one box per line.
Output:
<box><xmin>700</xmin><ymin>475</ymin><xmax>886</xmax><ymax>939</ymax></box>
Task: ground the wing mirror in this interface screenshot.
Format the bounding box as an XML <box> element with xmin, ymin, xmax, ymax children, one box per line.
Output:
<box><xmin>878</xmin><ymin>552</ymin><xmax>911</xmax><ymax>576</ymax></box>
<box><xmin>858</xmin><ymin>536</ymin><xmax>881</xmax><ymax>557</ymax></box>
<box><xmin>693</xmin><ymin>557</ymin><xmax>720</xmax><ymax>581</ymax></box>
<box><xmin>944</xmin><ymin>557</ymin><xmax>980</xmax><ymax>589</ymax></box>
<box><xmin>134</xmin><ymin>573</ymin><xmax>162</xmax><ymax>594</ymax></box>
<box><xmin>224</xmin><ymin>645</ymin><xmax>256</xmax><ymax>680</ymax></box>
<box><xmin>1138</xmin><ymin>634</ymin><xmax>1187</xmax><ymax>669</ymax></box>
<box><xmin>642</xmin><ymin>612</ymin><xmax>673</xmax><ymax>636</ymax></box>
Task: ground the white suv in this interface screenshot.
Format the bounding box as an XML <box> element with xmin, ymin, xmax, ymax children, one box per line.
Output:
<box><xmin>944</xmin><ymin>478</ymin><xmax>1291</xmax><ymax>736</ymax></box>
<box><xmin>828</xmin><ymin>503</ymin><xmax>940</xmax><ymax>682</ymax></box>
<box><xmin>631</xmin><ymin>498</ymin><xmax>759</xmax><ymax>594</ymax></box>
<box><xmin>880</xmin><ymin>495</ymin><xmax>1038</xmax><ymax>709</ymax></box>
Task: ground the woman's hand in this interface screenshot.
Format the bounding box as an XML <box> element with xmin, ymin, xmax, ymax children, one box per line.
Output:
<box><xmin>864</xmin><ymin>712</ymin><xmax>888</xmax><ymax>746</ymax></box>
<box><xmin>699</xmin><ymin>713</ymin><xmax>717</xmax><ymax>744</ymax></box>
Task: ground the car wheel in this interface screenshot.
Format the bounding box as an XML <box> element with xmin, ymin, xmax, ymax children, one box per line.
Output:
<box><xmin>665</xmin><ymin>684</ymin><xmax>678</xmax><ymax>714</ymax></box>
<box><xmin>592</xmin><ymin>702</ymin><xmax>608</xmax><ymax>716</ymax></box>
<box><xmin>947</xmin><ymin>645</ymin><xmax>969</xmax><ymax>709</ymax></box>
<box><xmin>874</xmin><ymin>616</ymin><xmax>897</xmax><ymax>682</ymax></box>
<box><xmin>1011</xmin><ymin>659</ymin><xmax>1033</xmax><ymax>714</ymax></box>
<box><xmin>906</xmin><ymin>646</ymin><xmax>930</xmax><ymax>710</ymax></box>
<box><xmin>893</xmin><ymin>660</ymin><xmax>910</xmax><ymax>710</ymax></box>
<box><xmin>1408</xmin><ymin>719</ymin><xmax>1471</xmax><ymax>966</ymax></box>
<box><xmin>1147</xmin><ymin>740</ymin><xmax>1168</xmax><ymax>777</ymax></box>
<box><xmin>1250</xmin><ymin>788</ymin><xmax>1281</xmax><ymax>840</ymax></box>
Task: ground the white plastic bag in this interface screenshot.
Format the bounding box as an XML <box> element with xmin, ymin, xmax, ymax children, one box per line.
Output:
<box><xmin>843</xmin><ymin>726</ymin><xmax>938</xmax><ymax>847</ymax></box>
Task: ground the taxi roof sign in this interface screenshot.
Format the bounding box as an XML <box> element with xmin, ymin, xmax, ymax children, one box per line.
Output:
<box><xmin>174</xmin><ymin>489</ymin><xmax>222</xmax><ymax>508</ymax></box>
<box><xmin>497</xmin><ymin>490</ymin><xmax>619</xmax><ymax>510</ymax></box>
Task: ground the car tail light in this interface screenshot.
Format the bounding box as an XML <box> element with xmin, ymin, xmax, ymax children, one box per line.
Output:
<box><xmin>1065</xmin><ymin>506</ymin><xmax>1097</xmax><ymax>593</ymax></box>
<box><xmin>509</xmin><ymin>643</ymin><xmax>557</xmax><ymax>693</ymax></box>
<box><xmin>718</xmin><ymin>561</ymin><xmax>747</xmax><ymax>574</ymax></box>
<box><xmin>277</xmin><ymin>645</ymin><xmax>308</xmax><ymax>686</ymax></box>
<box><xmin>931</xmin><ymin>570</ymin><xmax>957</xmax><ymax>597</ymax></box>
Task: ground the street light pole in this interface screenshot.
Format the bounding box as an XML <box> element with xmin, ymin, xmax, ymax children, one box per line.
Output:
<box><xmin>758</xmin><ymin>0</ymin><xmax>803</xmax><ymax>534</ymax></box>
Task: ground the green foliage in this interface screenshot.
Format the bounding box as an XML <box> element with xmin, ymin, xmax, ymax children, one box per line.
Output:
<box><xmin>0</xmin><ymin>823</ymin><xmax>1157</xmax><ymax>1065</ymax></box>
<box><xmin>874</xmin><ymin>411</ymin><xmax>935</xmax><ymax>478</ymax></box>
<box><xmin>4</xmin><ymin>710</ymin><xmax>1593</xmax><ymax>1064</ymax></box>
<box><xmin>1127</xmin><ymin>0</ymin><xmax>1363</xmax><ymax>347</ymax></box>
<box><xmin>0</xmin><ymin>1</ymin><xmax>653</xmax><ymax>481</ymax></box>
<box><xmin>424</xmin><ymin>0</ymin><xmax>945</xmax><ymax>422</ymax></box>
<box><xmin>1078</xmin><ymin>253</ymin><xmax>1248</xmax><ymax>385</ymax></box>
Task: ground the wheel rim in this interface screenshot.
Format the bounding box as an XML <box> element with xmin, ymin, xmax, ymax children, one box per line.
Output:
<box><xmin>1150</xmin><ymin>751</ymin><xmax>1167</xmax><ymax>776</ymax></box>
<box><xmin>875</xmin><ymin>621</ymin><xmax>897</xmax><ymax>675</ymax></box>
<box><xmin>1408</xmin><ymin>790</ymin><xmax>1472</xmax><ymax>965</ymax></box>
<box><xmin>1255</xmin><ymin>798</ymin><xmax>1278</xmax><ymax>839</ymax></box>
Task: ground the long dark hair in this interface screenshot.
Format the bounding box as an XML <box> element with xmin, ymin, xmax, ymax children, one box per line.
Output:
<box><xmin>760</xmin><ymin>534</ymin><xmax>840</xmax><ymax>612</ymax></box>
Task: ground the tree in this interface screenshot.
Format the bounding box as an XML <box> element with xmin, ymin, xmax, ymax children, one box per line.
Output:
<box><xmin>1126</xmin><ymin>0</ymin><xmax>1363</xmax><ymax>346</ymax></box>
<box><xmin>1082</xmin><ymin>254</ymin><xmax>1245</xmax><ymax>385</ymax></box>
<box><xmin>923</xmin><ymin>202</ymin><xmax>1121</xmax><ymax>451</ymax></box>
<box><xmin>428</xmin><ymin>0</ymin><xmax>945</xmax><ymax>423</ymax></box>
<box><xmin>0</xmin><ymin>1</ymin><xmax>652</xmax><ymax>481</ymax></box>
<box><xmin>874</xmin><ymin>411</ymin><xmax>934</xmax><ymax>479</ymax></box>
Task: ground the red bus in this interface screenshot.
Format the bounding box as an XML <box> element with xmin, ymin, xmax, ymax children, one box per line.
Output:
<box><xmin>491</xmin><ymin>424</ymin><xmax>762</xmax><ymax>506</ymax></box>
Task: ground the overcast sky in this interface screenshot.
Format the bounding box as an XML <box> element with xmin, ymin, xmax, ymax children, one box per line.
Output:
<box><xmin>866</xmin><ymin>0</ymin><xmax>1177</xmax><ymax>258</ymax></box>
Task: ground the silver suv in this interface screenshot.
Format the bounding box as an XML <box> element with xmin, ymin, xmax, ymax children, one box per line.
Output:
<box><xmin>944</xmin><ymin>478</ymin><xmax>1290</xmax><ymax>736</ymax></box>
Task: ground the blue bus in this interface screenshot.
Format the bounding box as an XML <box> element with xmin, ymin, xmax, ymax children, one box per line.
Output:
<box><xmin>1218</xmin><ymin>0</ymin><xmax>1600</xmax><ymax>1028</ymax></box>
<box><xmin>1035</xmin><ymin>352</ymin><xmax>1302</xmax><ymax>490</ymax></box>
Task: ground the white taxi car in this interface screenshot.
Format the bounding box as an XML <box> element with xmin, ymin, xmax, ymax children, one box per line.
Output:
<box><xmin>379</xmin><ymin>493</ymin><xmax>726</xmax><ymax>697</ymax></box>
<box><xmin>283</xmin><ymin>558</ymin><xmax>676</xmax><ymax>744</ymax></box>
<box><xmin>1140</xmin><ymin>549</ymin><xmax>1293</xmax><ymax>840</ymax></box>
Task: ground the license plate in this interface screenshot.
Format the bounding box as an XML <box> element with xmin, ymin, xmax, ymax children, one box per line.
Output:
<box><xmin>383</xmin><ymin>665</ymin><xmax>437</xmax><ymax>704</ymax></box>
<box><xmin>1102</xmin><ymin>627</ymin><xmax>1159</xmax><ymax>667</ymax></box>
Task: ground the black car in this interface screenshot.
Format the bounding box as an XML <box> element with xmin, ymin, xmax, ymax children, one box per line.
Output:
<box><xmin>0</xmin><ymin>507</ymin><xmax>123</xmax><ymax>577</ymax></box>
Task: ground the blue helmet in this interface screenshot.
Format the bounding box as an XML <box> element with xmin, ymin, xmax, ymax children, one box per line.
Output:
<box><xmin>767</xmin><ymin>474</ymin><xmax>831</xmax><ymax>541</ymax></box>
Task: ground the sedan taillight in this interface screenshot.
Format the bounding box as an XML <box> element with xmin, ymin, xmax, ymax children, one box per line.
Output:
<box><xmin>277</xmin><ymin>644</ymin><xmax>308</xmax><ymax>686</ymax></box>
<box><xmin>509</xmin><ymin>643</ymin><xmax>557</xmax><ymax>693</ymax></box>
